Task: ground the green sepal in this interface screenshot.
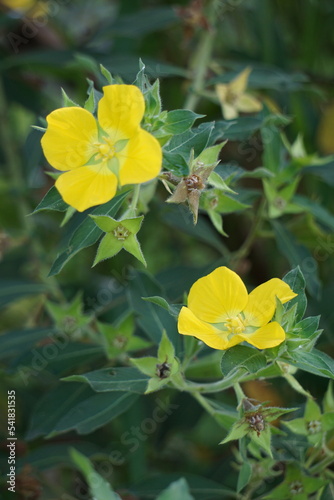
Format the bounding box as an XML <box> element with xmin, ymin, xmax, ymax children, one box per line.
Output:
<box><xmin>130</xmin><ymin>356</ymin><xmax>158</xmax><ymax>378</ymax></box>
<box><xmin>93</xmin><ymin>234</ymin><xmax>123</xmax><ymax>266</ymax></box>
<box><xmin>145</xmin><ymin>377</ymin><xmax>169</xmax><ymax>394</ymax></box>
<box><xmin>220</xmin><ymin>421</ymin><xmax>249</xmax><ymax>444</ymax></box>
<box><xmin>61</xmin><ymin>88</ymin><xmax>79</xmax><ymax>107</ymax></box>
<box><xmin>194</xmin><ymin>142</ymin><xmax>226</xmax><ymax>166</ymax></box>
<box><xmin>158</xmin><ymin>331</ymin><xmax>175</xmax><ymax>362</ymax></box>
<box><xmin>100</xmin><ymin>64</ymin><xmax>114</xmax><ymax>85</ymax></box>
<box><xmin>91</xmin><ymin>215</ymin><xmax>146</xmax><ymax>267</ymax></box>
<box><xmin>123</xmin><ymin>233</ymin><xmax>147</xmax><ymax>266</ymax></box>
<box><xmin>250</xmin><ymin>425</ymin><xmax>272</xmax><ymax>458</ymax></box>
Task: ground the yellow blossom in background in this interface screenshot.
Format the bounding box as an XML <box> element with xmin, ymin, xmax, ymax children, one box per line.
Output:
<box><xmin>178</xmin><ymin>266</ymin><xmax>297</xmax><ymax>350</ymax></box>
<box><xmin>215</xmin><ymin>67</ymin><xmax>262</xmax><ymax>120</ymax></box>
<box><xmin>1</xmin><ymin>0</ymin><xmax>40</xmax><ymax>13</ymax></box>
<box><xmin>41</xmin><ymin>85</ymin><xmax>162</xmax><ymax>212</ymax></box>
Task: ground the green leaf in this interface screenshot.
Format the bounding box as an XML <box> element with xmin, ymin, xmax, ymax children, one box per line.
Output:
<box><xmin>164</xmin><ymin>110</ymin><xmax>203</xmax><ymax>135</ymax></box>
<box><xmin>237</xmin><ymin>462</ymin><xmax>252</xmax><ymax>493</ymax></box>
<box><xmin>32</xmin><ymin>186</ymin><xmax>69</xmax><ymax>213</ymax></box>
<box><xmin>207</xmin><ymin>170</ymin><xmax>236</xmax><ymax>194</ymax></box>
<box><xmin>156</xmin><ymin>478</ymin><xmax>194</xmax><ymax>500</ymax></box>
<box><xmin>207</xmin><ymin>210</ymin><xmax>228</xmax><ymax>236</ymax></box>
<box><xmin>162</xmin><ymin>151</ymin><xmax>190</xmax><ymax>176</ymax></box>
<box><xmin>26</xmin><ymin>383</ymin><xmax>93</xmax><ymax>439</ymax></box>
<box><xmin>289</xmin><ymin>349</ymin><xmax>334</xmax><ymax>379</ymax></box>
<box><xmin>221</xmin><ymin>345</ymin><xmax>267</xmax><ymax>377</ymax></box>
<box><xmin>11</xmin><ymin>342</ymin><xmax>105</xmax><ymax>376</ymax></box>
<box><xmin>127</xmin><ymin>271</ymin><xmax>179</xmax><ymax>348</ymax></box>
<box><xmin>49</xmin><ymin>192</ymin><xmax>127</xmax><ymax>276</ymax></box>
<box><xmin>272</xmin><ymin>221</ymin><xmax>321</xmax><ymax>298</ymax></box>
<box><xmin>165</xmin><ymin>122</ymin><xmax>215</xmax><ymax>160</ymax></box>
<box><xmin>282</xmin><ymin>267</ymin><xmax>307</xmax><ymax>322</ymax></box>
<box><xmin>70</xmin><ymin>449</ymin><xmax>121</xmax><ymax>500</ymax></box>
<box><xmin>202</xmin><ymin>190</ymin><xmax>249</xmax><ymax>214</ymax></box>
<box><xmin>53</xmin><ymin>391</ymin><xmax>138</xmax><ymax>435</ymax></box>
<box><xmin>0</xmin><ymin>327</ymin><xmax>55</xmax><ymax>361</ymax></box>
<box><xmin>0</xmin><ymin>280</ymin><xmax>49</xmax><ymax>309</ymax></box>
<box><xmin>294</xmin><ymin>194</ymin><xmax>334</xmax><ymax>232</ymax></box>
<box><xmin>63</xmin><ymin>367</ymin><xmax>150</xmax><ymax>393</ymax></box>
<box><xmin>293</xmin><ymin>316</ymin><xmax>321</xmax><ymax>338</ymax></box>
<box><xmin>142</xmin><ymin>296</ymin><xmax>182</xmax><ymax>318</ymax></box>
<box><xmin>261</xmin><ymin>125</ymin><xmax>284</xmax><ymax>174</ymax></box>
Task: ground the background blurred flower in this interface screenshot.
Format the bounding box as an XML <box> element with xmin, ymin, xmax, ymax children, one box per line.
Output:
<box><xmin>215</xmin><ymin>67</ymin><xmax>262</xmax><ymax>120</ymax></box>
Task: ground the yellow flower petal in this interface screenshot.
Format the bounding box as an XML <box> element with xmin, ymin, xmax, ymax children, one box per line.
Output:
<box><xmin>41</xmin><ymin>107</ymin><xmax>98</xmax><ymax>171</ymax></box>
<box><xmin>55</xmin><ymin>165</ymin><xmax>117</xmax><ymax>212</ymax></box>
<box><xmin>187</xmin><ymin>267</ymin><xmax>248</xmax><ymax>323</ymax></box>
<box><xmin>229</xmin><ymin>67</ymin><xmax>252</xmax><ymax>95</ymax></box>
<box><xmin>178</xmin><ymin>307</ymin><xmax>230</xmax><ymax>350</ymax></box>
<box><xmin>98</xmin><ymin>85</ymin><xmax>145</xmax><ymax>138</ymax></box>
<box><xmin>118</xmin><ymin>129</ymin><xmax>162</xmax><ymax>185</ymax></box>
<box><xmin>237</xmin><ymin>322</ymin><xmax>286</xmax><ymax>349</ymax></box>
<box><xmin>222</xmin><ymin>102</ymin><xmax>239</xmax><ymax>120</ymax></box>
<box><xmin>243</xmin><ymin>278</ymin><xmax>297</xmax><ymax>327</ymax></box>
<box><xmin>237</xmin><ymin>93</ymin><xmax>262</xmax><ymax>114</ymax></box>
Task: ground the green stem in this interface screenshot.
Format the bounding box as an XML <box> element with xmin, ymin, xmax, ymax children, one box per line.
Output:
<box><xmin>309</xmin><ymin>453</ymin><xmax>334</xmax><ymax>475</ymax></box>
<box><xmin>230</xmin><ymin>198</ymin><xmax>266</xmax><ymax>266</ymax></box>
<box><xmin>183</xmin><ymin>0</ymin><xmax>221</xmax><ymax>111</ymax></box>
<box><xmin>192</xmin><ymin>391</ymin><xmax>217</xmax><ymax>418</ymax></box>
<box><xmin>130</xmin><ymin>184</ymin><xmax>141</xmax><ymax>213</ymax></box>
<box><xmin>234</xmin><ymin>382</ymin><xmax>246</xmax><ymax>404</ymax></box>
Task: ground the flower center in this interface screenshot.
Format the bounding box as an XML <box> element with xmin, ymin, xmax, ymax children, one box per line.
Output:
<box><xmin>113</xmin><ymin>224</ymin><xmax>130</xmax><ymax>241</ymax></box>
<box><xmin>226</xmin><ymin>89</ymin><xmax>238</xmax><ymax>105</ymax></box>
<box><xmin>307</xmin><ymin>420</ymin><xmax>322</xmax><ymax>434</ymax></box>
<box><xmin>94</xmin><ymin>136</ymin><xmax>116</xmax><ymax>162</ymax></box>
<box><xmin>225</xmin><ymin>315</ymin><xmax>245</xmax><ymax>334</ymax></box>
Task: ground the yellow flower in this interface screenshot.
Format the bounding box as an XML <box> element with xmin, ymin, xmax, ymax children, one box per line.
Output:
<box><xmin>41</xmin><ymin>85</ymin><xmax>162</xmax><ymax>212</ymax></box>
<box><xmin>1</xmin><ymin>0</ymin><xmax>40</xmax><ymax>13</ymax></box>
<box><xmin>215</xmin><ymin>67</ymin><xmax>262</xmax><ymax>120</ymax></box>
<box><xmin>178</xmin><ymin>266</ymin><xmax>297</xmax><ymax>350</ymax></box>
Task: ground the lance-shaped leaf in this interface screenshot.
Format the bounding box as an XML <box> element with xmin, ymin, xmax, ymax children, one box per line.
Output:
<box><xmin>91</xmin><ymin>215</ymin><xmax>146</xmax><ymax>266</ymax></box>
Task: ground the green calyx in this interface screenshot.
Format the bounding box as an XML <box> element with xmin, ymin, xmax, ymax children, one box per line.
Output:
<box><xmin>90</xmin><ymin>214</ymin><xmax>146</xmax><ymax>266</ymax></box>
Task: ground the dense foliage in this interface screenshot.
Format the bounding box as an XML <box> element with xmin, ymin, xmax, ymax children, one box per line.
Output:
<box><xmin>1</xmin><ymin>1</ymin><xmax>334</xmax><ymax>499</ymax></box>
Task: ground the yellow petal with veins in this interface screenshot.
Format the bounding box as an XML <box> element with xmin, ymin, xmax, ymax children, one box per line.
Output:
<box><xmin>188</xmin><ymin>266</ymin><xmax>248</xmax><ymax>323</ymax></box>
<box><xmin>243</xmin><ymin>278</ymin><xmax>297</xmax><ymax>327</ymax></box>
<box><xmin>41</xmin><ymin>107</ymin><xmax>98</xmax><ymax>171</ymax></box>
<box><xmin>118</xmin><ymin>128</ymin><xmax>162</xmax><ymax>185</ymax></box>
<box><xmin>98</xmin><ymin>85</ymin><xmax>145</xmax><ymax>138</ymax></box>
<box><xmin>55</xmin><ymin>165</ymin><xmax>117</xmax><ymax>212</ymax></box>
<box><xmin>178</xmin><ymin>306</ymin><xmax>230</xmax><ymax>350</ymax></box>
<box><xmin>237</xmin><ymin>321</ymin><xmax>286</xmax><ymax>349</ymax></box>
